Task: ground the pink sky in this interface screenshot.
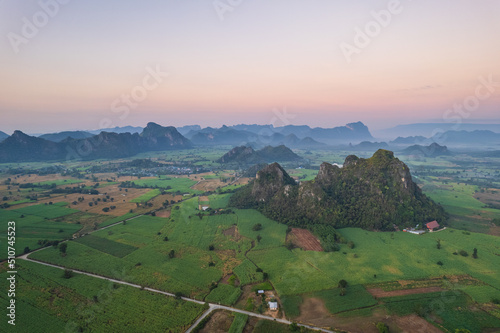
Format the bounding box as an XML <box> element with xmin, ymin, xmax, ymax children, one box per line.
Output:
<box><xmin>0</xmin><ymin>0</ymin><xmax>499</xmax><ymax>134</ymax></box>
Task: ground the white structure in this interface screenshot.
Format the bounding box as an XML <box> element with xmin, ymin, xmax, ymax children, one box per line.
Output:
<box><xmin>268</xmin><ymin>302</ymin><xmax>278</xmax><ymax>311</ymax></box>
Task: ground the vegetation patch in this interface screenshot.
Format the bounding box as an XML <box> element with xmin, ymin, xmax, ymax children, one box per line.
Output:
<box><xmin>233</xmin><ymin>259</ymin><xmax>264</xmax><ymax>285</ymax></box>
<box><xmin>313</xmin><ymin>285</ymin><xmax>377</xmax><ymax>314</ymax></box>
<box><xmin>74</xmin><ymin>234</ymin><xmax>138</xmax><ymax>258</ymax></box>
<box><xmin>130</xmin><ymin>189</ymin><xmax>161</xmax><ymax>203</ymax></box>
<box><xmin>205</xmin><ymin>284</ymin><xmax>242</xmax><ymax>306</ymax></box>
<box><xmin>228</xmin><ymin>313</ymin><xmax>248</xmax><ymax>333</ymax></box>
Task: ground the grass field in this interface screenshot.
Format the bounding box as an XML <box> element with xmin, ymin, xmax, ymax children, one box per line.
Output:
<box><xmin>74</xmin><ymin>234</ymin><xmax>138</xmax><ymax>258</ymax></box>
<box><xmin>0</xmin><ymin>208</ymin><xmax>82</xmax><ymax>258</ymax></box>
<box><xmin>133</xmin><ymin>176</ymin><xmax>202</xmax><ymax>194</ymax></box>
<box><xmin>382</xmin><ymin>291</ymin><xmax>500</xmax><ymax>333</ymax></box>
<box><xmin>130</xmin><ymin>189</ymin><xmax>161</xmax><ymax>202</ymax></box>
<box><xmin>313</xmin><ymin>285</ymin><xmax>377</xmax><ymax>314</ymax></box>
<box><xmin>281</xmin><ymin>295</ymin><xmax>302</xmax><ymax>318</ymax></box>
<box><xmin>233</xmin><ymin>259</ymin><xmax>264</xmax><ymax>285</ymax></box>
<box><xmin>228</xmin><ymin>313</ymin><xmax>248</xmax><ymax>333</ymax></box>
<box><xmin>0</xmin><ymin>260</ymin><xmax>206</xmax><ymax>333</ymax></box>
<box><xmin>205</xmin><ymin>283</ymin><xmax>242</xmax><ymax>306</ymax></box>
<box><xmin>12</xmin><ymin>202</ymin><xmax>79</xmax><ymax>219</ymax></box>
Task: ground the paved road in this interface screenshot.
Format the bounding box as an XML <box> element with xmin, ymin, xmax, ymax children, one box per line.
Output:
<box><xmin>19</xmin><ymin>255</ymin><xmax>334</xmax><ymax>333</ymax></box>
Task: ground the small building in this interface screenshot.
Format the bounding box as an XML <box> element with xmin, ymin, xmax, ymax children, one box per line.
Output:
<box><xmin>202</xmin><ymin>206</ymin><xmax>209</xmax><ymax>211</ymax></box>
<box><xmin>268</xmin><ymin>302</ymin><xmax>278</xmax><ymax>311</ymax></box>
<box><xmin>426</xmin><ymin>220</ymin><xmax>440</xmax><ymax>231</ymax></box>
<box><xmin>407</xmin><ymin>230</ymin><xmax>425</xmax><ymax>235</ymax></box>
<box><xmin>257</xmin><ymin>290</ymin><xmax>265</xmax><ymax>294</ymax></box>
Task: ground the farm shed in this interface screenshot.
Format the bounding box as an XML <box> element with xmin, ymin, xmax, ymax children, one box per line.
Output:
<box><xmin>426</xmin><ymin>220</ymin><xmax>440</xmax><ymax>231</ymax></box>
<box><xmin>268</xmin><ymin>302</ymin><xmax>278</xmax><ymax>311</ymax></box>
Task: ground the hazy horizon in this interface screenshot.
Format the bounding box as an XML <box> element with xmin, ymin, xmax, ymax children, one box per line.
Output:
<box><xmin>1</xmin><ymin>0</ymin><xmax>499</xmax><ymax>134</ymax></box>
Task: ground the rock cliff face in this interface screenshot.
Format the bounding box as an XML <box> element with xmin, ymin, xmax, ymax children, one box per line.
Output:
<box><xmin>230</xmin><ymin>149</ymin><xmax>447</xmax><ymax>230</ymax></box>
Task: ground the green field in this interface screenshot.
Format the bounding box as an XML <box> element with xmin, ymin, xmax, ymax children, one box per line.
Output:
<box><xmin>205</xmin><ymin>283</ymin><xmax>242</xmax><ymax>306</ymax></box>
<box><xmin>0</xmin><ymin>260</ymin><xmax>206</xmax><ymax>333</ymax></box>
<box><xmin>130</xmin><ymin>189</ymin><xmax>161</xmax><ymax>203</ymax></box>
<box><xmin>34</xmin><ymin>178</ymin><xmax>83</xmax><ymax>186</ymax></box>
<box><xmin>12</xmin><ymin>202</ymin><xmax>79</xmax><ymax>219</ymax></box>
<box><xmin>313</xmin><ymin>285</ymin><xmax>377</xmax><ymax>314</ymax></box>
<box><xmin>133</xmin><ymin>176</ymin><xmax>202</xmax><ymax>194</ymax></box>
<box><xmin>0</xmin><ymin>208</ymin><xmax>82</xmax><ymax>258</ymax></box>
<box><xmin>74</xmin><ymin>234</ymin><xmax>138</xmax><ymax>258</ymax></box>
<box><xmin>382</xmin><ymin>291</ymin><xmax>500</xmax><ymax>333</ymax></box>
<box><xmin>233</xmin><ymin>259</ymin><xmax>264</xmax><ymax>285</ymax></box>
<box><xmin>228</xmin><ymin>313</ymin><xmax>248</xmax><ymax>333</ymax></box>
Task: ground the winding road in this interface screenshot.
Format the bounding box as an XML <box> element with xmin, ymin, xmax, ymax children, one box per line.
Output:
<box><xmin>18</xmin><ymin>253</ymin><xmax>334</xmax><ymax>333</ymax></box>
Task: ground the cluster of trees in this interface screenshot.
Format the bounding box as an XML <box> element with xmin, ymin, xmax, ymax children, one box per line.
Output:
<box><xmin>230</xmin><ymin>152</ymin><xmax>448</xmax><ymax>231</ymax></box>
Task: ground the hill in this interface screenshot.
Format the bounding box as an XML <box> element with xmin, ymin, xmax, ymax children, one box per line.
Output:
<box><xmin>218</xmin><ymin>145</ymin><xmax>303</xmax><ymax>164</ymax></box>
<box><xmin>402</xmin><ymin>142</ymin><xmax>450</xmax><ymax>157</ymax></box>
<box><xmin>0</xmin><ymin>130</ymin><xmax>67</xmax><ymax>162</ymax></box>
<box><xmin>349</xmin><ymin>141</ymin><xmax>389</xmax><ymax>151</ymax></box>
<box><xmin>38</xmin><ymin>130</ymin><xmax>94</xmax><ymax>142</ymax></box>
<box><xmin>0</xmin><ymin>131</ymin><xmax>8</xmax><ymax>142</ymax></box>
<box><xmin>0</xmin><ymin>123</ymin><xmax>191</xmax><ymax>162</ymax></box>
<box><xmin>230</xmin><ymin>149</ymin><xmax>447</xmax><ymax>230</ymax></box>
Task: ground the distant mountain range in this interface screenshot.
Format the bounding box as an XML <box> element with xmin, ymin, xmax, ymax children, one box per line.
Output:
<box><xmin>184</xmin><ymin>121</ymin><xmax>372</xmax><ymax>146</ymax></box>
<box><xmin>218</xmin><ymin>145</ymin><xmax>304</xmax><ymax>165</ymax></box>
<box><xmin>376</xmin><ymin>123</ymin><xmax>500</xmax><ymax>139</ymax></box>
<box><xmin>0</xmin><ymin>122</ymin><xmax>191</xmax><ymax>162</ymax></box>
<box><xmin>38</xmin><ymin>131</ymin><xmax>94</xmax><ymax>142</ymax></box>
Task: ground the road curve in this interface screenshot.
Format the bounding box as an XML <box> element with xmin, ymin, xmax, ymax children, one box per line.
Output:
<box><xmin>19</xmin><ymin>256</ymin><xmax>334</xmax><ymax>333</ymax></box>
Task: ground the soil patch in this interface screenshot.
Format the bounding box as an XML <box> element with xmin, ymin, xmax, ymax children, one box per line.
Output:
<box><xmin>368</xmin><ymin>286</ymin><xmax>445</xmax><ymax>298</ymax></box>
<box><xmin>295</xmin><ymin>297</ymin><xmax>333</xmax><ymax>328</ymax></box>
<box><xmin>287</xmin><ymin>228</ymin><xmax>323</xmax><ymax>251</ymax></box>
<box><xmin>223</xmin><ymin>225</ymin><xmax>241</xmax><ymax>239</ymax></box>
<box><xmin>199</xmin><ymin>310</ymin><xmax>233</xmax><ymax>333</ymax></box>
<box><xmin>393</xmin><ymin>314</ymin><xmax>443</xmax><ymax>333</ymax></box>
<box><xmin>155</xmin><ymin>209</ymin><xmax>171</xmax><ymax>218</ymax></box>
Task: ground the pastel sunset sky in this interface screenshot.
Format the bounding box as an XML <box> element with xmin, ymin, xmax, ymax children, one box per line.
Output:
<box><xmin>1</xmin><ymin>0</ymin><xmax>499</xmax><ymax>134</ymax></box>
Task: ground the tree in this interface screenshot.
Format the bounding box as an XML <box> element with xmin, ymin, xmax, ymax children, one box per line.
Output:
<box><xmin>252</xmin><ymin>223</ymin><xmax>262</xmax><ymax>231</ymax></box>
<box><xmin>338</xmin><ymin>279</ymin><xmax>348</xmax><ymax>288</ymax></box>
<box><xmin>59</xmin><ymin>243</ymin><xmax>67</xmax><ymax>254</ymax></box>
<box><xmin>168</xmin><ymin>249</ymin><xmax>175</xmax><ymax>258</ymax></box>
<box><xmin>256</xmin><ymin>234</ymin><xmax>262</xmax><ymax>243</ymax></box>
<box><xmin>436</xmin><ymin>239</ymin><xmax>441</xmax><ymax>249</ymax></box>
<box><xmin>163</xmin><ymin>236</ymin><xmax>169</xmax><ymax>241</ymax></box>
<box><xmin>263</xmin><ymin>272</ymin><xmax>269</xmax><ymax>280</ymax></box>
<box><xmin>289</xmin><ymin>322</ymin><xmax>299</xmax><ymax>331</ymax></box>
<box><xmin>208</xmin><ymin>244</ymin><xmax>215</xmax><ymax>251</ymax></box>
<box><xmin>23</xmin><ymin>246</ymin><xmax>30</xmax><ymax>254</ymax></box>
<box><xmin>472</xmin><ymin>248</ymin><xmax>478</xmax><ymax>259</ymax></box>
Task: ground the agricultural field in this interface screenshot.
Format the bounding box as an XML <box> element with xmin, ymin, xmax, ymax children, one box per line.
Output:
<box><xmin>1</xmin><ymin>148</ymin><xmax>499</xmax><ymax>332</ymax></box>
<box><xmin>0</xmin><ymin>260</ymin><xmax>206</xmax><ymax>333</ymax></box>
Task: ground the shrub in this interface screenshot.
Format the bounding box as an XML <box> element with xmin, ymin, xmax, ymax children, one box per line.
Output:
<box><xmin>376</xmin><ymin>322</ymin><xmax>389</xmax><ymax>333</ymax></box>
<box><xmin>63</xmin><ymin>269</ymin><xmax>73</xmax><ymax>279</ymax></box>
<box><xmin>437</xmin><ymin>261</ymin><xmax>443</xmax><ymax>266</ymax></box>
<box><xmin>252</xmin><ymin>223</ymin><xmax>262</xmax><ymax>231</ymax></box>
<box><xmin>459</xmin><ymin>250</ymin><xmax>468</xmax><ymax>257</ymax></box>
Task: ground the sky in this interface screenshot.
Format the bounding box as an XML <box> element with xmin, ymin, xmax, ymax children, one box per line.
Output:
<box><xmin>0</xmin><ymin>0</ymin><xmax>499</xmax><ymax>134</ymax></box>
